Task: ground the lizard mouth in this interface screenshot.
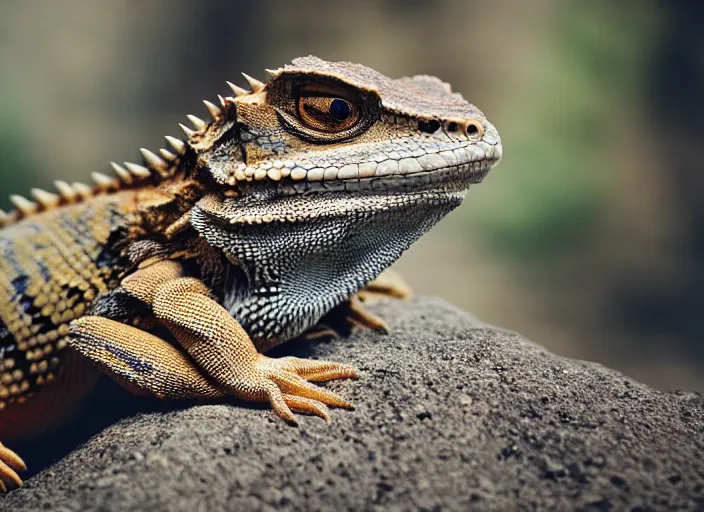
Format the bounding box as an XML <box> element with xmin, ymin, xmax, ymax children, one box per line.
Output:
<box><xmin>196</xmin><ymin>185</ymin><xmax>468</xmax><ymax>228</ymax></box>
<box><xmin>234</xmin><ymin>140</ymin><xmax>502</xmax><ymax>198</ymax></box>
<box><xmin>276</xmin><ymin>156</ymin><xmax>498</xmax><ymax>196</ymax></box>
<box><xmin>195</xmin><ymin>142</ymin><xmax>501</xmax><ymax>226</ymax></box>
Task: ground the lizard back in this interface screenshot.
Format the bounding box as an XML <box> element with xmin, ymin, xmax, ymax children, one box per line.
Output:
<box><xmin>0</xmin><ymin>191</ymin><xmax>138</xmax><ymax>439</ymax></box>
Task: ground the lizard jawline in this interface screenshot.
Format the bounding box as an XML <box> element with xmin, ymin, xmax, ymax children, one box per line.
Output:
<box><xmin>190</xmin><ymin>188</ymin><xmax>466</xmax><ymax>345</ymax></box>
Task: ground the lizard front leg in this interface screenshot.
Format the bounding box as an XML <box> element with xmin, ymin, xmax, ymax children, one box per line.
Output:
<box><xmin>71</xmin><ymin>259</ymin><xmax>358</xmax><ymax>423</ymax></box>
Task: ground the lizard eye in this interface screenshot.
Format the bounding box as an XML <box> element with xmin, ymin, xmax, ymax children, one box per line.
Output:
<box><xmin>297</xmin><ymin>96</ymin><xmax>359</xmax><ymax>133</ymax></box>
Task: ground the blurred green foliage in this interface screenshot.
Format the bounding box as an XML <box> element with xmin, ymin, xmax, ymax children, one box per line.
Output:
<box><xmin>473</xmin><ymin>2</ymin><xmax>657</xmax><ymax>260</ymax></box>
<box><xmin>0</xmin><ymin>91</ymin><xmax>39</xmax><ymax>212</ymax></box>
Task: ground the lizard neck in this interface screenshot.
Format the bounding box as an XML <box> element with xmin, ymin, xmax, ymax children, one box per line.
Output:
<box><xmin>190</xmin><ymin>188</ymin><xmax>465</xmax><ymax>344</ymax></box>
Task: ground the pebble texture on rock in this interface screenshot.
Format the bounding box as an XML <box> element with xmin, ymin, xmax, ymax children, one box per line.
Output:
<box><xmin>3</xmin><ymin>297</ymin><xmax>703</xmax><ymax>511</ymax></box>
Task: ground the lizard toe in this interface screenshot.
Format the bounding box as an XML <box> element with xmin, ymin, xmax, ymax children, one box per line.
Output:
<box><xmin>0</xmin><ymin>443</ymin><xmax>25</xmax><ymax>492</ymax></box>
<box><xmin>265</xmin><ymin>368</ymin><xmax>353</xmax><ymax>410</ymax></box>
<box><xmin>254</xmin><ymin>354</ymin><xmax>356</xmax><ymax>423</ymax></box>
<box><xmin>0</xmin><ymin>443</ymin><xmax>26</xmax><ymax>473</ymax></box>
<box><xmin>0</xmin><ymin>460</ymin><xmax>23</xmax><ymax>493</ymax></box>
<box><xmin>263</xmin><ymin>386</ymin><xmax>333</xmax><ymax>424</ymax></box>
<box><xmin>276</xmin><ymin>356</ymin><xmax>360</xmax><ymax>382</ymax></box>
<box><xmin>283</xmin><ymin>395</ymin><xmax>331</xmax><ymax>424</ymax></box>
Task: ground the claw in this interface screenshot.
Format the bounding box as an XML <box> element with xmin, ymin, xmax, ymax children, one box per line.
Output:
<box><xmin>302</xmin><ymin>324</ymin><xmax>341</xmax><ymax>341</ymax></box>
<box><xmin>254</xmin><ymin>352</ymin><xmax>357</xmax><ymax>421</ymax></box>
<box><xmin>267</xmin><ymin>370</ymin><xmax>353</xmax><ymax>410</ymax></box>
<box><xmin>346</xmin><ymin>295</ymin><xmax>390</xmax><ymax>333</ymax></box>
<box><xmin>265</xmin><ymin>382</ymin><xmax>297</xmax><ymax>425</ymax></box>
<box><xmin>0</xmin><ymin>443</ymin><xmax>24</xmax><ymax>492</ymax></box>
<box><xmin>0</xmin><ymin>444</ymin><xmax>25</xmax><ymax>472</ymax></box>
<box><xmin>284</xmin><ymin>395</ymin><xmax>331</xmax><ymax>423</ymax></box>
<box><xmin>0</xmin><ymin>461</ymin><xmax>22</xmax><ymax>492</ymax></box>
<box><xmin>359</xmin><ymin>269</ymin><xmax>413</xmax><ymax>301</ymax></box>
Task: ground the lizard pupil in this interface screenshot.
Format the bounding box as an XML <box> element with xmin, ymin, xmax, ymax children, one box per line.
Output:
<box><xmin>329</xmin><ymin>99</ymin><xmax>350</xmax><ymax>121</ymax></box>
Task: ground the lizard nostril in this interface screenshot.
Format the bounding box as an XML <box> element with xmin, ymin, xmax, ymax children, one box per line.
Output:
<box><xmin>465</xmin><ymin>119</ymin><xmax>484</xmax><ymax>139</ymax></box>
<box><xmin>418</xmin><ymin>119</ymin><xmax>440</xmax><ymax>134</ymax></box>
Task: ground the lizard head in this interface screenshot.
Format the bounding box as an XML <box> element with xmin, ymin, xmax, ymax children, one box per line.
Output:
<box><xmin>186</xmin><ymin>56</ymin><xmax>502</xmax><ymax>343</ymax></box>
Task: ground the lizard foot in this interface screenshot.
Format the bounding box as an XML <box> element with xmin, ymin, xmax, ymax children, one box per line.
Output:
<box><xmin>357</xmin><ymin>269</ymin><xmax>413</xmax><ymax>303</ymax></box>
<box><xmin>0</xmin><ymin>442</ymin><xmax>25</xmax><ymax>492</ymax></box>
<box><xmin>316</xmin><ymin>269</ymin><xmax>411</xmax><ymax>338</ymax></box>
<box><xmin>70</xmin><ymin>316</ymin><xmax>358</xmax><ymax>425</ymax></box>
<box><xmin>345</xmin><ymin>295</ymin><xmax>390</xmax><ymax>333</ymax></box>
<box><xmin>301</xmin><ymin>323</ymin><xmax>342</xmax><ymax>341</ymax></box>
<box><xmin>255</xmin><ymin>355</ymin><xmax>359</xmax><ymax>424</ymax></box>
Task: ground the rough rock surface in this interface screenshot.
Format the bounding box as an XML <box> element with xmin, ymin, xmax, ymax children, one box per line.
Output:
<box><xmin>3</xmin><ymin>297</ymin><xmax>703</xmax><ymax>511</ymax></box>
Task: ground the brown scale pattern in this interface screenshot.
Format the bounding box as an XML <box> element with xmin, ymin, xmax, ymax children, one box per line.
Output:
<box><xmin>0</xmin><ymin>191</ymin><xmax>138</xmax><ymax>433</ymax></box>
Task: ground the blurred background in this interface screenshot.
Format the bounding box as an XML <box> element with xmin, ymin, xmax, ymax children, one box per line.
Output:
<box><xmin>0</xmin><ymin>0</ymin><xmax>702</xmax><ymax>392</ymax></box>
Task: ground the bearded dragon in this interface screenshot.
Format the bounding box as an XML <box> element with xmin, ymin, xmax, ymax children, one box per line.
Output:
<box><xmin>0</xmin><ymin>56</ymin><xmax>502</xmax><ymax>491</ymax></box>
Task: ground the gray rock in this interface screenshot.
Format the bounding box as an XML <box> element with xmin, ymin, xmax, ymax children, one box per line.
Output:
<box><xmin>3</xmin><ymin>297</ymin><xmax>703</xmax><ymax>511</ymax></box>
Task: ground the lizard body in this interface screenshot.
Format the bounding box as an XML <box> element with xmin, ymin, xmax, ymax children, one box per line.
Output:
<box><xmin>0</xmin><ymin>56</ymin><xmax>502</xmax><ymax>491</ymax></box>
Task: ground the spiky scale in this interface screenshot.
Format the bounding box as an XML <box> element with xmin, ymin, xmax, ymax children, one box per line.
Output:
<box><xmin>91</xmin><ymin>172</ymin><xmax>115</xmax><ymax>190</ymax></box>
<box><xmin>9</xmin><ymin>195</ymin><xmax>37</xmax><ymax>216</ymax></box>
<box><xmin>0</xmin><ymin>209</ymin><xmax>10</xmax><ymax>226</ymax></box>
<box><xmin>203</xmin><ymin>100</ymin><xmax>221</xmax><ymax>120</ymax></box>
<box><xmin>186</xmin><ymin>115</ymin><xmax>207</xmax><ymax>131</ymax></box>
<box><xmin>71</xmin><ymin>182</ymin><xmax>93</xmax><ymax>198</ymax></box>
<box><xmin>241</xmin><ymin>73</ymin><xmax>265</xmax><ymax>93</ymax></box>
<box><xmin>264</xmin><ymin>68</ymin><xmax>278</xmax><ymax>79</ymax></box>
<box><xmin>139</xmin><ymin>148</ymin><xmax>167</xmax><ymax>170</ymax></box>
<box><xmin>123</xmin><ymin>162</ymin><xmax>151</xmax><ymax>179</ymax></box>
<box><xmin>53</xmin><ymin>180</ymin><xmax>77</xmax><ymax>202</ymax></box>
<box><xmin>165</xmin><ymin>136</ymin><xmax>186</xmax><ymax>154</ymax></box>
<box><xmin>179</xmin><ymin>123</ymin><xmax>196</xmax><ymax>138</ymax></box>
<box><xmin>227</xmin><ymin>81</ymin><xmax>248</xmax><ymax>97</ymax></box>
<box><xmin>30</xmin><ymin>189</ymin><xmax>60</xmax><ymax>209</ymax></box>
<box><xmin>159</xmin><ymin>149</ymin><xmax>177</xmax><ymax>162</ymax></box>
<box><xmin>110</xmin><ymin>162</ymin><xmax>133</xmax><ymax>185</ymax></box>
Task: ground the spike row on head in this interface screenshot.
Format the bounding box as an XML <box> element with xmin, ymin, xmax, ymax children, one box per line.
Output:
<box><xmin>139</xmin><ymin>148</ymin><xmax>168</xmax><ymax>170</ymax></box>
<box><xmin>179</xmin><ymin>123</ymin><xmax>197</xmax><ymax>138</ymax></box>
<box><xmin>241</xmin><ymin>73</ymin><xmax>265</xmax><ymax>93</ymax></box>
<box><xmin>123</xmin><ymin>162</ymin><xmax>151</xmax><ymax>178</ymax></box>
<box><xmin>174</xmin><ymin>70</ymin><xmax>273</xmax><ymax>144</ymax></box>
<box><xmin>159</xmin><ymin>149</ymin><xmax>177</xmax><ymax>162</ymax></box>
<box><xmin>2</xmin><ymin>72</ymin><xmax>273</xmax><ymax>221</ymax></box>
<box><xmin>186</xmin><ymin>114</ymin><xmax>207</xmax><ymax>131</ymax></box>
<box><xmin>227</xmin><ymin>81</ymin><xmax>248</xmax><ymax>97</ymax></box>
<box><xmin>203</xmin><ymin>100</ymin><xmax>221</xmax><ymax>120</ymax></box>
<box><xmin>165</xmin><ymin>136</ymin><xmax>186</xmax><ymax>154</ymax></box>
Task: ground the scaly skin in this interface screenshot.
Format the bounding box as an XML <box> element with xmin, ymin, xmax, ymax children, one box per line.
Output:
<box><xmin>0</xmin><ymin>56</ymin><xmax>502</xmax><ymax>491</ymax></box>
